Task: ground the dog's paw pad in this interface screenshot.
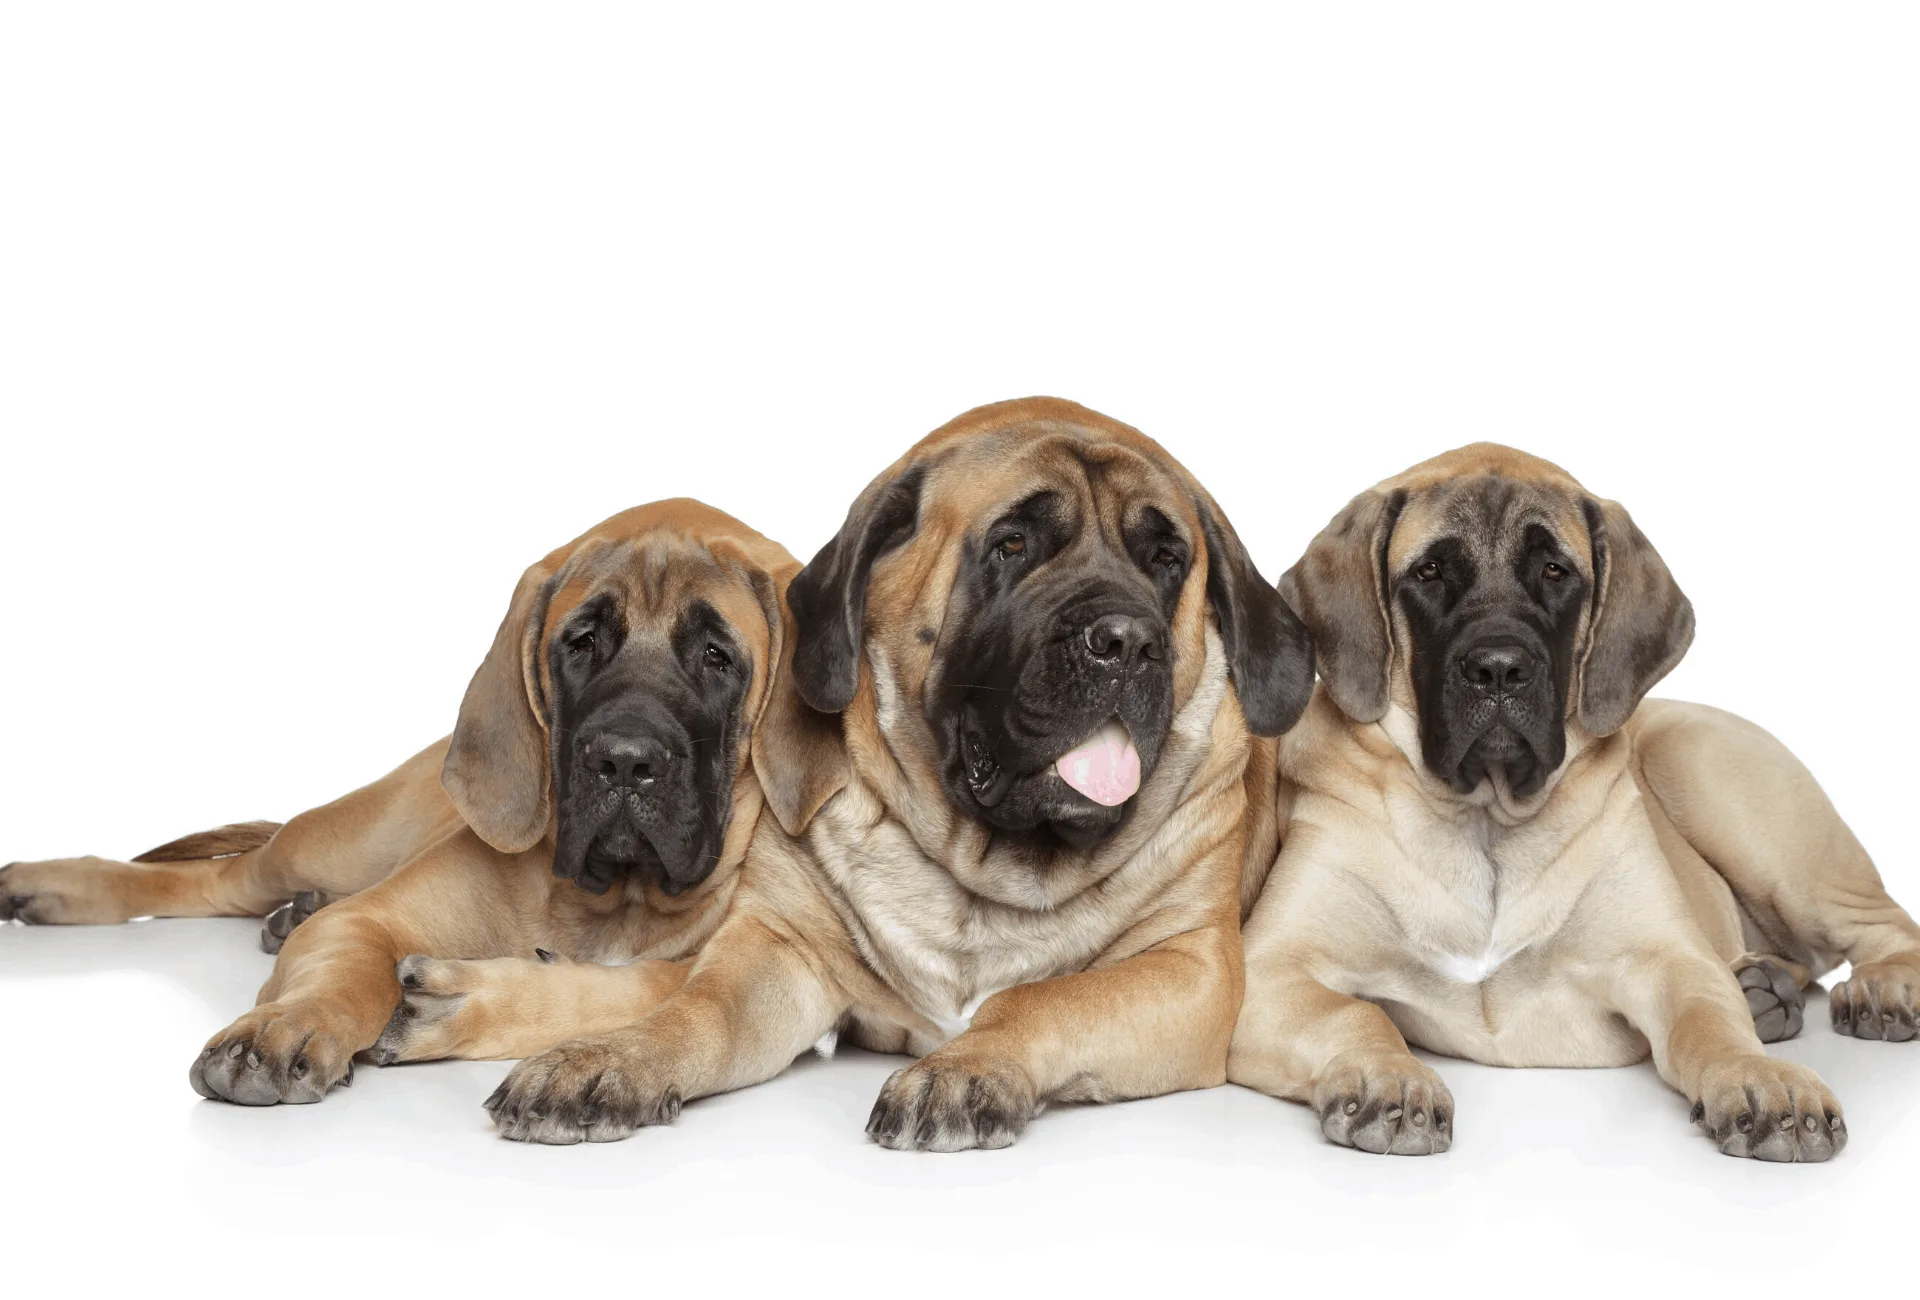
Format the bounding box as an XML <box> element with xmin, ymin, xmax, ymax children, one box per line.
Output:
<box><xmin>259</xmin><ymin>891</ymin><xmax>327</xmax><ymax>954</ymax></box>
<box><xmin>1736</xmin><ymin>958</ymin><xmax>1806</xmax><ymax>1043</ymax></box>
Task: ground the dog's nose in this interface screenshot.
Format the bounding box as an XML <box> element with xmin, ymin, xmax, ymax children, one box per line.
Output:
<box><xmin>1461</xmin><ymin>643</ymin><xmax>1535</xmax><ymax>694</ymax></box>
<box><xmin>1083</xmin><ymin>613</ymin><xmax>1164</xmax><ymax>665</ymax></box>
<box><xmin>584</xmin><ymin>732</ymin><xmax>674</xmax><ymax>788</ymax></box>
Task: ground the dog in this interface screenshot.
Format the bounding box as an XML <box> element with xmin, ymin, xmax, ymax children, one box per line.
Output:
<box><xmin>478</xmin><ymin>397</ymin><xmax>1318</xmax><ymax>1148</ymax></box>
<box><xmin>1</xmin><ymin>499</ymin><xmax>815</xmax><ymax>1103</ymax></box>
<box><xmin>1230</xmin><ymin>443</ymin><xmax>1920</xmax><ymax>1161</ymax></box>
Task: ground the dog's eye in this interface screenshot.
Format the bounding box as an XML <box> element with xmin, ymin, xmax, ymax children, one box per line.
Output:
<box><xmin>1152</xmin><ymin>546</ymin><xmax>1183</xmax><ymax>570</ymax></box>
<box><xmin>566</xmin><ymin>631</ymin><xmax>597</xmax><ymax>656</ymax></box>
<box><xmin>1542</xmin><ymin>562</ymin><xmax>1567</xmax><ymax>582</ymax></box>
<box><xmin>994</xmin><ymin>534</ymin><xmax>1026</xmax><ymax>560</ymax></box>
<box><xmin>703</xmin><ymin>644</ymin><xmax>732</xmax><ymax>671</ymax></box>
<box><xmin>1415</xmin><ymin>561</ymin><xmax>1442</xmax><ymax>582</ymax></box>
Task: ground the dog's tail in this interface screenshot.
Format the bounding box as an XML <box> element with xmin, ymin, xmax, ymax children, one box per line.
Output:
<box><xmin>132</xmin><ymin>819</ymin><xmax>283</xmax><ymax>863</ymax></box>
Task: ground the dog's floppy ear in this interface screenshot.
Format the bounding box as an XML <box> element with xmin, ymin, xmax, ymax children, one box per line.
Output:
<box><xmin>785</xmin><ymin>464</ymin><xmax>927</xmax><ymax>714</ymax></box>
<box><xmin>1278</xmin><ymin>489</ymin><xmax>1405</xmax><ymax>724</ymax></box>
<box><xmin>1577</xmin><ymin>496</ymin><xmax>1693</xmax><ymax>736</ymax></box>
<box><xmin>747</xmin><ymin>564</ymin><xmax>851</xmax><ymax>835</ymax></box>
<box><xmin>1195</xmin><ymin>495</ymin><xmax>1315</xmax><ymax>736</ymax></box>
<box><xmin>442</xmin><ymin>558</ymin><xmax>558</xmax><ymax>853</ymax></box>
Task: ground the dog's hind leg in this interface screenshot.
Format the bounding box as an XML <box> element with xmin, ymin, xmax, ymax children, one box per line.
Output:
<box><xmin>1638</xmin><ymin>770</ymin><xmax>1810</xmax><ymax>1041</ymax></box>
<box><xmin>1633</xmin><ymin>699</ymin><xmax>1920</xmax><ymax>1043</ymax></box>
<box><xmin>2</xmin><ymin>739</ymin><xmax>460</xmax><ymax>932</ymax></box>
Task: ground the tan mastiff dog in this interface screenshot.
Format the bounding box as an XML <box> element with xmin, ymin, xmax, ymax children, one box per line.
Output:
<box><xmin>480</xmin><ymin>397</ymin><xmax>1317</xmax><ymax>1148</ymax></box>
<box><xmin>1231</xmin><ymin>444</ymin><xmax>1920</xmax><ymax>1161</ymax></box>
<box><xmin>1</xmin><ymin>500</ymin><xmax>813</xmax><ymax>1104</ymax></box>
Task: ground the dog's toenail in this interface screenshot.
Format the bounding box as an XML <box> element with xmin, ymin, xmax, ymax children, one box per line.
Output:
<box><xmin>227</xmin><ymin>1041</ymin><xmax>246</xmax><ymax>1059</ymax></box>
<box><xmin>1689</xmin><ymin>1101</ymin><xmax>1705</xmax><ymax>1123</ymax></box>
<box><xmin>1343</xmin><ymin>1100</ymin><xmax>1358</xmax><ymax>1115</ymax></box>
<box><xmin>1803</xmin><ymin>1115</ymin><xmax>1818</xmax><ymax>1132</ymax></box>
<box><xmin>1412</xmin><ymin>1109</ymin><xmax>1426</xmax><ymax>1126</ymax></box>
<box><xmin>1735</xmin><ymin>1113</ymin><xmax>1754</xmax><ymax>1133</ymax></box>
<box><xmin>1778</xmin><ymin>1116</ymin><xmax>1794</xmax><ymax>1133</ymax></box>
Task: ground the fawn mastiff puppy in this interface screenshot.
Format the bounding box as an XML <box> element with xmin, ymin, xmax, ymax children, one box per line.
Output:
<box><xmin>1232</xmin><ymin>444</ymin><xmax>1920</xmax><ymax>1161</ymax></box>
<box><xmin>483</xmin><ymin>397</ymin><xmax>1316</xmax><ymax>1148</ymax></box>
<box><xmin>2</xmin><ymin>500</ymin><xmax>815</xmax><ymax>1103</ymax></box>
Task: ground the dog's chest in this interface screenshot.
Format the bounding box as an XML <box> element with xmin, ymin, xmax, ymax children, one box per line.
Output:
<box><xmin>810</xmin><ymin>810</ymin><xmax>1167</xmax><ymax>1036</ymax></box>
<box><xmin>1365</xmin><ymin>800</ymin><xmax>1643</xmax><ymax>1064</ymax></box>
<box><xmin>810</xmin><ymin>813</ymin><xmax>1147</xmax><ymax>1033</ymax></box>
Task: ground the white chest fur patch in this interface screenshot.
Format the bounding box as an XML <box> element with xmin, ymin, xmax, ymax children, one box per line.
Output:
<box><xmin>931</xmin><ymin>989</ymin><xmax>1002</xmax><ymax>1040</ymax></box>
<box><xmin>1432</xmin><ymin>944</ymin><xmax>1523</xmax><ymax>985</ymax></box>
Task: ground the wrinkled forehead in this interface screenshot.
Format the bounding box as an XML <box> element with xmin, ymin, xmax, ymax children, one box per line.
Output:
<box><xmin>544</xmin><ymin>533</ymin><xmax>770</xmax><ymax>653</ymax></box>
<box><xmin>1388</xmin><ymin>474</ymin><xmax>1593</xmax><ymax>575</ymax></box>
<box><xmin>920</xmin><ymin>431</ymin><xmax>1197</xmax><ymax>540</ymax></box>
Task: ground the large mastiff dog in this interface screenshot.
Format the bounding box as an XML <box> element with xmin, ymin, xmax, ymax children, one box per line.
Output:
<box><xmin>1</xmin><ymin>500</ymin><xmax>808</xmax><ymax>1103</ymax></box>
<box><xmin>1231</xmin><ymin>444</ymin><xmax>1920</xmax><ymax>1161</ymax></box>
<box><xmin>482</xmin><ymin>397</ymin><xmax>1317</xmax><ymax>1148</ymax></box>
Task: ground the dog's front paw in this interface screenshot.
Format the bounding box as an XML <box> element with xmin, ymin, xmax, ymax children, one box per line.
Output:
<box><xmin>367</xmin><ymin>954</ymin><xmax>490</xmax><ymax>1065</ymax></box>
<box><xmin>1691</xmin><ymin>1056</ymin><xmax>1845</xmax><ymax>1161</ymax></box>
<box><xmin>188</xmin><ymin>1002</ymin><xmax>356</xmax><ymax>1105</ymax></box>
<box><xmin>1313</xmin><ymin>1051</ymin><xmax>1453</xmax><ymax>1155</ymax></box>
<box><xmin>865</xmin><ymin>1052</ymin><xmax>1037</xmax><ymax>1152</ymax></box>
<box><xmin>484</xmin><ymin>1035</ymin><xmax>680</xmax><ymax>1145</ymax></box>
<box><xmin>1830</xmin><ymin>960</ymin><xmax>1919</xmax><ymax>1042</ymax></box>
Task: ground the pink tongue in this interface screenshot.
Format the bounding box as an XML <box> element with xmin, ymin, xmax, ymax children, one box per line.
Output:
<box><xmin>1054</xmin><ymin>721</ymin><xmax>1141</xmax><ymax>807</ymax></box>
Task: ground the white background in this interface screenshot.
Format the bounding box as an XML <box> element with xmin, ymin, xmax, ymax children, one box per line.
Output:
<box><xmin>3</xmin><ymin>4</ymin><xmax>1916</xmax><ymax>1295</ymax></box>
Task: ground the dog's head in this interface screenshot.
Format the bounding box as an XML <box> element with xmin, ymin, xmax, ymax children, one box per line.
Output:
<box><xmin>785</xmin><ymin>397</ymin><xmax>1313</xmax><ymax>852</ymax></box>
<box><xmin>1281</xmin><ymin>444</ymin><xmax>1692</xmax><ymax>801</ymax></box>
<box><xmin>440</xmin><ymin>500</ymin><xmax>826</xmax><ymax>899</ymax></box>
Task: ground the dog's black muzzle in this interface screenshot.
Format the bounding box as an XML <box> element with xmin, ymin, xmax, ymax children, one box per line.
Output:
<box><xmin>939</xmin><ymin>578</ymin><xmax>1176</xmax><ymax>848</ymax></box>
<box><xmin>1423</xmin><ymin>618</ymin><xmax>1565</xmax><ymax>797</ymax></box>
<box><xmin>552</xmin><ymin>701</ymin><xmax>716</xmax><ymax>896</ymax></box>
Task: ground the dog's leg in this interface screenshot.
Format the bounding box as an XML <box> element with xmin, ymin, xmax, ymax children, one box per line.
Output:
<box><xmin>190</xmin><ymin>828</ymin><xmax>532</xmax><ymax>1106</ymax></box>
<box><xmin>1229</xmin><ymin>960</ymin><xmax>1453</xmax><ymax>1156</ymax></box>
<box><xmin>485</xmin><ymin>911</ymin><xmax>847</xmax><ymax>1144</ymax></box>
<box><xmin>862</xmin><ymin>913</ymin><xmax>1246</xmax><ymax>1153</ymax></box>
<box><xmin>1637</xmin><ymin>775</ymin><xmax>1815</xmax><ymax>1042</ymax></box>
<box><xmin>1608</xmin><ymin>952</ymin><xmax>1846</xmax><ymax>1161</ymax></box>
<box><xmin>1</xmin><ymin>739</ymin><xmax>457</xmax><ymax>928</ymax></box>
<box><xmin>1634</xmin><ymin>700</ymin><xmax>1920</xmax><ymax>1043</ymax></box>
<box><xmin>1</xmin><ymin>831</ymin><xmax>285</xmax><ymax>926</ymax></box>
<box><xmin>366</xmin><ymin>951</ymin><xmax>693</xmax><ymax>1063</ymax></box>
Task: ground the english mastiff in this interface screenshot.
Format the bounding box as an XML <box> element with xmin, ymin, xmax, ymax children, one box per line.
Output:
<box><xmin>1231</xmin><ymin>443</ymin><xmax>1920</xmax><ymax>1160</ymax></box>
<box><xmin>1</xmin><ymin>500</ymin><xmax>810</xmax><ymax>1103</ymax></box>
<box><xmin>482</xmin><ymin>397</ymin><xmax>1317</xmax><ymax>1148</ymax></box>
